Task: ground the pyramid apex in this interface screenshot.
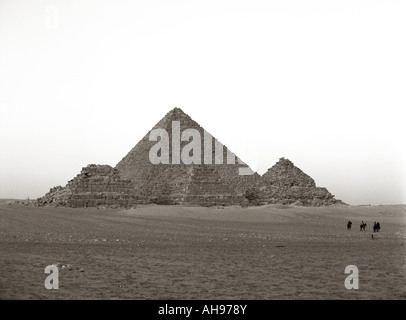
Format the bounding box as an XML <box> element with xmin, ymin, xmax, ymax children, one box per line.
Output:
<box><xmin>156</xmin><ymin>107</ymin><xmax>194</xmax><ymax>127</ymax></box>
<box><xmin>169</xmin><ymin>106</ymin><xmax>185</xmax><ymax>113</ymax></box>
<box><xmin>164</xmin><ymin>107</ymin><xmax>189</xmax><ymax>118</ymax></box>
<box><xmin>278</xmin><ymin>157</ymin><xmax>293</xmax><ymax>164</ymax></box>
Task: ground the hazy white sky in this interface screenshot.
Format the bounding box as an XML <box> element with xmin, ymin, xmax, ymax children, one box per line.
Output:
<box><xmin>1</xmin><ymin>0</ymin><xmax>405</xmax><ymax>205</ymax></box>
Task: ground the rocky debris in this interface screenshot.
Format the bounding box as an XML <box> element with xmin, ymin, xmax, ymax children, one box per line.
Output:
<box><xmin>36</xmin><ymin>185</ymin><xmax>72</xmax><ymax>206</ymax></box>
<box><xmin>10</xmin><ymin>198</ymin><xmax>38</xmax><ymax>206</ymax></box>
<box><xmin>53</xmin><ymin>263</ymin><xmax>84</xmax><ymax>272</ymax></box>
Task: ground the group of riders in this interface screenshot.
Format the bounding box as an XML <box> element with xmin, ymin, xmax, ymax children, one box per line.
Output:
<box><xmin>347</xmin><ymin>220</ymin><xmax>381</xmax><ymax>232</ymax></box>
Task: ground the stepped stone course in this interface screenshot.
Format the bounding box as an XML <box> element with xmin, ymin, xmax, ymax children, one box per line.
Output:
<box><xmin>37</xmin><ymin>164</ymin><xmax>148</xmax><ymax>208</ymax></box>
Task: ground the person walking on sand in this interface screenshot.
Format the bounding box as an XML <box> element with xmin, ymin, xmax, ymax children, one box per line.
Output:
<box><xmin>347</xmin><ymin>220</ymin><xmax>352</xmax><ymax>230</ymax></box>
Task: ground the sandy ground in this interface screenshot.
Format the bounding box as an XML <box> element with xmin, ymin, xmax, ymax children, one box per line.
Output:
<box><xmin>0</xmin><ymin>201</ymin><xmax>405</xmax><ymax>300</ymax></box>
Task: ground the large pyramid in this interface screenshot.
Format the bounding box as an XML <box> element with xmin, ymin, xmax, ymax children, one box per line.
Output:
<box><xmin>114</xmin><ymin>107</ymin><xmax>260</xmax><ymax>205</ymax></box>
<box><xmin>37</xmin><ymin>108</ymin><xmax>344</xmax><ymax>207</ymax></box>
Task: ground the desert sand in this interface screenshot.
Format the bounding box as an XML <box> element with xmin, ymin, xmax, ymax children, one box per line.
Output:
<box><xmin>0</xmin><ymin>201</ymin><xmax>405</xmax><ymax>300</ymax></box>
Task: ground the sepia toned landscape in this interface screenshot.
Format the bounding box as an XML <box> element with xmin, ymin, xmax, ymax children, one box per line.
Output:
<box><xmin>1</xmin><ymin>1</ymin><xmax>405</xmax><ymax>307</ymax></box>
<box><xmin>1</xmin><ymin>201</ymin><xmax>405</xmax><ymax>300</ymax></box>
<box><xmin>2</xmin><ymin>107</ymin><xmax>404</xmax><ymax>302</ymax></box>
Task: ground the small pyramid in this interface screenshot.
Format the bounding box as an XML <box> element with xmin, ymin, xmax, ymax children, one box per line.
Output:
<box><xmin>260</xmin><ymin>157</ymin><xmax>344</xmax><ymax>206</ymax></box>
<box><xmin>37</xmin><ymin>164</ymin><xmax>144</xmax><ymax>207</ymax></box>
<box><xmin>262</xmin><ymin>157</ymin><xmax>315</xmax><ymax>188</ymax></box>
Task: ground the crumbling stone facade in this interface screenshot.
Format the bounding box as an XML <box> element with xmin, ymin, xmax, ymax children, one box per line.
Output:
<box><xmin>37</xmin><ymin>164</ymin><xmax>148</xmax><ymax>208</ymax></box>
